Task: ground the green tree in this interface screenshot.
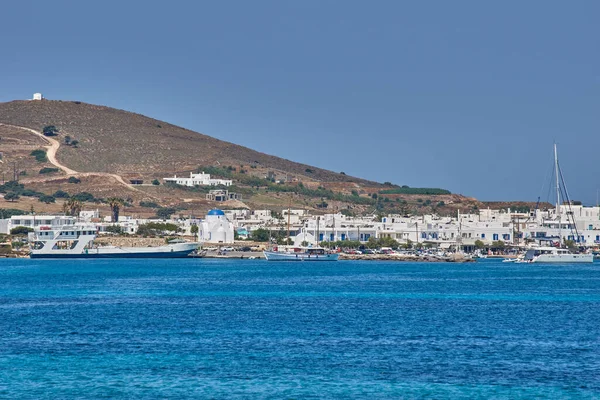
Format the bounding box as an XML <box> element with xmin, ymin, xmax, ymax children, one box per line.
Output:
<box><xmin>68</xmin><ymin>176</ymin><xmax>81</xmax><ymax>184</ymax></box>
<box><xmin>42</xmin><ymin>125</ymin><xmax>59</xmax><ymax>136</ymax></box>
<box><xmin>156</xmin><ymin>207</ymin><xmax>176</xmax><ymax>219</ymax></box>
<box><xmin>137</xmin><ymin>222</ymin><xmax>179</xmax><ymax>236</ymax></box>
<box><xmin>152</xmin><ymin>179</ymin><xmax>160</xmax><ymax>185</ymax></box>
<box><xmin>53</xmin><ymin>190</ymin><xmax>70</xmax><ymax>198</ymax></box>
<box><xmin>70</xmin><ymin>140</ymin><xmax>79</xmax><ymax>147</ymax></box>
<box><xmin>474</xmin><ymin>240</ymin><xmax>485</xmax><ymax>250</ymax></box>
<box><xmin>105</xmin><ymin>225</ymin><xmax>123</xmax><ymax>234</ymax></box>
<box><xmin>251</xmin><ymin>228</ymin><xmax>270</xmax><ymax>242</ymax></box>
<box><xmin>64</xmin><ymin>135</ymin><xmax>71</xmax><ymax>145</ymax></box>
<box><xmin>4</xmin><ymin>192</ymin><xmax>20</xmax><ymax>202</ymax></box>
<box><xmin>190</xmin><ymin>224</ymin><xmax>199</xmax><ymax>241</ymax></box>
<box><xmin>39</xmin><ymin>195</ymin><xmax>55</xmax><ymax>204</ymax></box>
<box><xmin>491</xmin><ymin>241</ymin><xmax>506</xmax><ymax>250</ymax></box>
<box><xmin>30</xmin><ymin>149</ymin><xmax>47</xmax><ymax>162</ymax></box>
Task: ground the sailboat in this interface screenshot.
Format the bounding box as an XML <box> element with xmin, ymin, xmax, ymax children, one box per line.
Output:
<box><xmin>263</xmin><ymin>196</ymin><xmax>339</xmax><ymax>261</ymax></box>
<box><xmin>523</xmin><ymin>144</ymin><xmax>593</xmax><ymax>263</ymax></box>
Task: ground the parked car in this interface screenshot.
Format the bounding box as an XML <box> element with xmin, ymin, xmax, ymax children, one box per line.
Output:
<box><xmin>240</xmin><ymin>246</ymin><xmax>252</xmax><ymax>252</ymax></box>
<box><xmin>221</xmin><ymin>246</ymin><xmax>235</xmax><ymax>251</ymax></box>
<box><xmin>346</xmin><ymin>249</ymin><xmax>362</xmax><ymax>255</ymax></box>
<box><xmin>362</xmin><ymin>249</ymin><xmax>375</xmax><ymax>254</ymax></box>
<box><xmin>204</xmin><ymin>246</ymin><xmax>218</xmax><ymax>251</ymax></box>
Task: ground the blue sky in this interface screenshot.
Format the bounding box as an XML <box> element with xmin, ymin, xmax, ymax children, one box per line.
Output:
<box><xmin>1</xmin><ymin>1</ymin><xmax>598</xmax><ymax>203</ymax></box>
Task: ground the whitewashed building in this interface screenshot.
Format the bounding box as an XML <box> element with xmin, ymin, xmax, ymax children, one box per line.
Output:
<box><xmin>197</xmin><ymin>209</ymin><xmax>234</xmax><ymax>243</ymax></box>
<box><xmin>163</xmin><ymin>172</ymin><xmax>232</xmax><ymax>187</ymax></box>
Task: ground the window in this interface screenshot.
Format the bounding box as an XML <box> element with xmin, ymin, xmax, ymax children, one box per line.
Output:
<box><xmin>481</xmin><ymin>233</ymin><xmax>485</xmax><ymax>239</ymax></box>
<box><xmin>503</xmin><ymin>234</ymin><xmax>510</xmax><ymax>240</ymax></box>
<box><xmin>493</xmin><ymin>234</ymin><xmax>499</xmax><ymax>241</ymax></box>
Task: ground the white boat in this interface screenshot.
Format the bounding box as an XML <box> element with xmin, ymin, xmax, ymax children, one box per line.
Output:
<box><xmin>519</xmin><ymin>144</ymin><xmax>593</xmax><ymax>264</ymax></box>
<box><xmin>523</xmin><ymin>247</ymin><xmax>593</xmax><ymax>263</ymax></box>
<box><xmin>28</xmin><ymin>223</ymin><xmax>199</xmax><ymax>259</ymax></box>
<box><xmin>263</xmin><ymin>247</ymin><xmax>339</xmax><ymax>261</ymax></box>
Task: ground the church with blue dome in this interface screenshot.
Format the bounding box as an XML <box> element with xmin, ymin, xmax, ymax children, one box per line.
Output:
<box><xmin>197</xmin><ymin>209</ymin><xmax>234</xmax><ymax>243</ymax></box>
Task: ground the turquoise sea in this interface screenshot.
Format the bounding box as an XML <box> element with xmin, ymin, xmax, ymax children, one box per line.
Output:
<box><xmin>0</xmin><ymin>258</ymin><xmax>599</xmax><ymax>399</ymax></box>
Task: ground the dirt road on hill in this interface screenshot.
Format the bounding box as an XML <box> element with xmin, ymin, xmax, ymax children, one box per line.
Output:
<box><xmin>0</xmin><ymin>123</ymin><xmax>143</xmax><ymax>193</ymax></box>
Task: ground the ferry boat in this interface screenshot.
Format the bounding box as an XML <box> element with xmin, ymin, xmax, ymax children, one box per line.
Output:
<box><xmin>28</xmin><ymin>223</ymin><xmax>199</xmax><ymax>259</ymax></box>
<box><xmin>522</xmin><ymin>247</ymin><xmax>593</xmax><ymax>263</ymax></box>
<box><xmin>263</xmin><ymin>247</ymin><xmax>339</xmax><ymax>261</ymax></box>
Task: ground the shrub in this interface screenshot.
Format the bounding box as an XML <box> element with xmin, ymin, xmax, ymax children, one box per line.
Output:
<box><xmin>152</xmin><ymin>179</ymin><xmax>160</xmax><ymax>185</ymax></box>
<box><xmin>68</xmin><ymin>177</ymin><xmax>81</xmax><ymax>184</ymax></box>
<box><xmin>380</xmin><ymin>188</ymin><xmax>451</xmax><ymax>195</ymax></box>
<box><xmin>42</xmin><ymin>125</ymin><xmax>59</xmax><ymax>136</ymax></box>
<box><xmin>10</xmin><ymin>226</ymin><xmax>33</xmax><ymax>235</ymax></box>
<box><xmin>54</xmin><ymin>190</ymin><xmax>70</xmax><ymax>198</ymax></box>
<box><xmin>39</xmin><ymin>167</ymin><xmax>59</xmax><ymax>174</ymax></box>
<box><xmin>4</xmin><ymin>192</ymin><xmax>20</xmax><ymax>202</ymax></box>
<box><xmin>71</xmin><ymin>192</ymin><xmax>96</xmax><ymax>202</ymax></box>
<box><xmin>137</xmin><ymin>222</ymin><xmax>179</xmax><ymax>236</ymax></box>
<box><xmin>39</xmin><ymin>195</ymin><xmax>55</xmax><ymax>204</ymax></box>
<box><xmin>105</xmin><ymin>225</ymin><xmax>123</xmax><ymax>234</ymax></box>
<box><xmin>140</xmin><ymin>201</ymin><xmax>159</xmax><ymax>208</ymax></box>
<box><xmin>156</xmin><ymin>207</ymin><xmax>177</xmax><ymax>219</ymax></box>
<box><xmin>30</xmin><ymin>149</ymin><xmax>47</xmax><ymax>162</ymax></box>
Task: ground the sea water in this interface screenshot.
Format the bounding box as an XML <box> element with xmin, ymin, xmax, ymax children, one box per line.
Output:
<box><xmin>0</xmin><ymin>258</ymin><xmax>598</xmax><ymax>399</ymax></box>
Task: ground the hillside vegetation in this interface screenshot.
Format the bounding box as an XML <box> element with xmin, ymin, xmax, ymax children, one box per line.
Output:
<box><xmin>0</xmin><ymin>99</ymin><xmax>469</xmax><ymax>216</ymax></box>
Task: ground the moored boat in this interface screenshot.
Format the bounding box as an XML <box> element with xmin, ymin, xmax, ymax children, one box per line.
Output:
<box><xmin>28</xmin><ymin>223</ymin><xmax>199</xmax><ymax>259</ymax></box>
<box><xmin>522</xmin><ymin>247</ymin><xmax>593</xmax><ymax>263</ymax></box>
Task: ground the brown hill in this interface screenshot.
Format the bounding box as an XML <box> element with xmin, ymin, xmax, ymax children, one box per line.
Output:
<box><xmin>0</xmin><ymin>98</ymin><xmax>475</xmax><ymax>217</ymax></box>
<box><xmin>0</xmin><ymin>99</ymin><xmax>378</xmax><ymax>185</ymax></box>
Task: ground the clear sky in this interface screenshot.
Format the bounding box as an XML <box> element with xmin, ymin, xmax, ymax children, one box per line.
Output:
<box><xmin>1</xmin><ymin>1</ymin><xmax>598</xmax><ymax>203</ymax></box>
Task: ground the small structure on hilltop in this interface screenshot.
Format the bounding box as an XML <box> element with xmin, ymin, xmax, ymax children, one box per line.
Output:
<box><xmin>206</xmin><ymin>189</ymin><xmax>242</xmax><ymax>202</ymax></box>
<box><xmin>32</xmin><ymin>93</ymin><xmax>43</xmax><ymax>101</ymax></box>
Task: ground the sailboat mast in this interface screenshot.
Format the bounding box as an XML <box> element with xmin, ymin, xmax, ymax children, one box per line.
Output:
<box><xmin>554</xmin><ymin>143</ymin><xmax>561</xmax><ymax>245</ymax></box>
<box><xmin>287</xmin><ymin>196</ymin><xmax>291</xmax><ymax>245</ymax></box>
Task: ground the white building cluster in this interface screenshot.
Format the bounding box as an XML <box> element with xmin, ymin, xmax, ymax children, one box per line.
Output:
<box><xmin>3</xmin><ymin>204</ymin><xmax>600</xmax><ymax>249</ymax></box>
<box><xmin>163</xmin><ymin>172</ymin><xmax>232</xmax><ymax>187</ymax></box>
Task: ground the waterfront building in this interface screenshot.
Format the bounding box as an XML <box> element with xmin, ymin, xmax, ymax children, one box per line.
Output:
<box><xmin>0</xmin><ymin>215</ymin><xmax>75</xmax><ymax>234</ymax></box>
<box><xmin>197</xmin><ymin>209</ymin><xmax>234</xmax><ymax>243</ymax></box>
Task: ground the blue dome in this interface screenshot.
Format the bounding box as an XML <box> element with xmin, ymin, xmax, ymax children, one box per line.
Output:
<box><xmin>207</xmin><ymin>209</ymin><xmax>225</xmax><ymax>216</ymax></box>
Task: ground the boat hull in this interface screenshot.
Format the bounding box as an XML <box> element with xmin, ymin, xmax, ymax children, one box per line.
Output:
<box><xmin>529</xmin><ymin>254</ymin><xmax>593</xmax><ymax>263</ymax></box>
<box><xmin>263</xmin><ymin>251</ymin><xmax>339</xmax><ymax>261</ymax></box>
<box><xmin>30</xmin><ymin>243</ymin><xmax>199</xmax><ymax>259</ymax></box>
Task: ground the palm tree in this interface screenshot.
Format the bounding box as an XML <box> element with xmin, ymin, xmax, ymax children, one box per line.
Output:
<box><xmin>63</xmin><ymin>198</ymin><xmax>82</xmax><ymax>217</ymax></box>
<box><xmin>107</xmin><ymin>197</ymin><xmax>124</xmax><ymax>222</ymax></box>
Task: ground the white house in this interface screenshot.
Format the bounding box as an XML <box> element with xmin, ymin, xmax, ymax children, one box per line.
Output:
<box><xmin>32</xmin><ymin>93</ymin><xmax>43</xmax><ymax>101</ymax></box>
<box><xmin>163</xmin><ymin>172</ymin><xmax>232</xmax><ymax>187</ymax></box>
<box><xmin>0</xmin><ymin>215</ymin><xmax>76</xmax><ymax>234</ymax></box>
